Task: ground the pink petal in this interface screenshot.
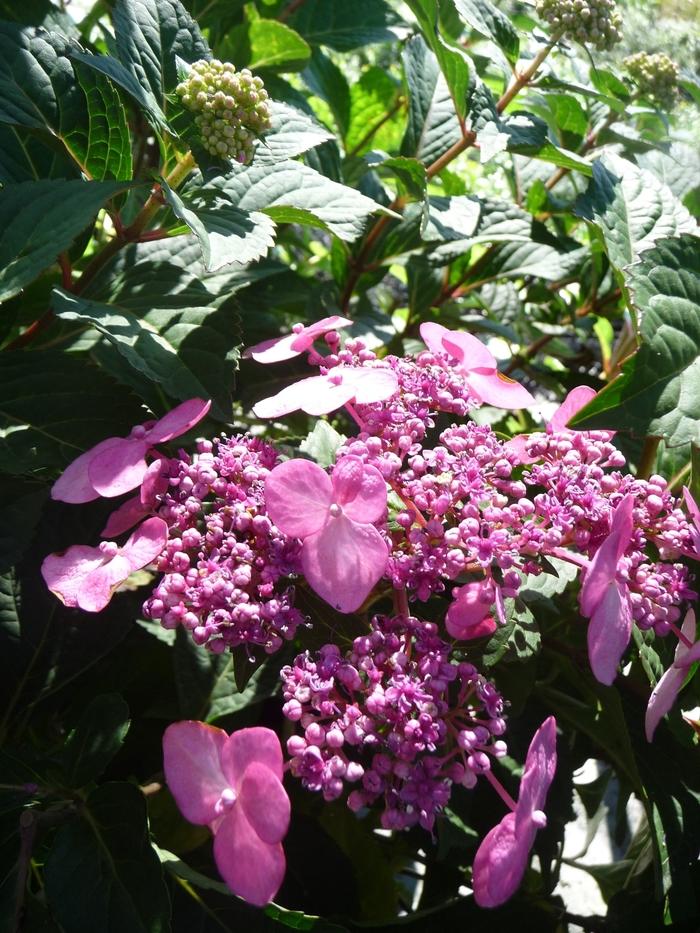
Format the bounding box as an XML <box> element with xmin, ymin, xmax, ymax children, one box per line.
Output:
<box><xmin>265</xmin><ymin>459</ymin><xmax>332</xmax><ymax>538</ymax></box>
<box><xmin>472</xmin><ymin>812</ymin><xmax>534</xmax><ymax>908</ymax></box>
<box><xmin>548</xmin><ymin>386</ymin><xmax>597</xmax><ymax>433</ymax></box>
<box><xmin>446</xmin><ymin>582</ymin><xmax>496</xmax><ymax>640</ymax></box>
<box><xmin>587</xmin><ymin>580</ymin><xmax>632</xmax><ymax>686</ymax></box>
<box><xmin>296</xmin><ymin>378</ymin><xmax>358</xmax><ymax>416</ymax></box>
<box><xmin>465</xmin><ymin>368</ymin><xmax>535</xmax><ymax>409</ymax></box>
<box><xmin>243</xmin><ymin>333</ymin><xmax>303</xmax><ymax>364</ymax></box>
<box><xmin>503</xmin><ymin>434</ymin><xmax>536</xmax><ymax>465</ymax></box>
<box><xmin>88</xmin><ymin>437</ymin><xmax>150</xmax><ymax>498</ymax></box>
<box><xmin>301</xmin><ymin>514</ymin><xmax>388</xmax><ymax>613</ymax></box>
<box><xmin>147</xmin><ymin>398</ymin><xmax>211</xmax><ymax>444</ymax></box>
<box><xmin>253</xmin><ymin>374</ymin><xmax>336</xmax><ymax>419</ymax></box>
<box><xmin>119</xmin><ymin>517</ymin><xmax>168</xmax><ymax>572</ymax></box>
<box><xmin>221</xmin><ymin>727</ymin><xmax>285</xmax><ymax>787</ymax></box>
<box><xmin>290</xmin><ymin>314</ymin><xmax>353</xmax><ymax>352</ymax></box>
<box><xmin>332</xmin><ymin>457</ymin><xmax>387</xmax><ymax>524</ymax></box>
<box><xmin>41</xmin><ymin>545</ymin><xmax>110</xmax><ymax>608</ymax></box>
<box><xmin>51</xmin><ymin>438</ymin><xmax>125</xmax><ymax>504</ymax></box>
<box><xmin>419</xmin><ymin>322</ymin><xmax>450</xmax><ymax>356</ymax></box>
<box><xmin>240</xmin><ymin>761</ymin><xmax>290</xmax><ymax>844</ymax></box>
<box><xmin>213</xmin><ymin>809</ymin><xmax>286</xmax><ymax>907</ymax></box>
<box><xmin>516</xmin><ymin>716</ymin><xmax>557</xmax><ymax>823</ymax></box>
<box><xmin>675</xmin><ymin>609</ymin><xmax>698</xmax><ymax>664</ymax></box>
<box><xmin>140</xmin><ymin>457</ymin><xmax>170</xmax><ymax>506</ymax></box>
<box><xmin>78</xmin><ymin>553</ymin><xmax>134</xmax><ymax>611</ymax></box>
<box><xmin>340</xmin><ymin>367</ymin><xmax>398</xmax><ymax>405</ymax></box>
<box><xmin>441</xmin><ymin>330</ymin><xmax>495</xmax><ymax>371</ymax></box>
<box><xmin>580</xmin><ymin>494</ymin><xmax>635</xmax><ymax>618</ymax></box>
<box><xmin>646</xmin><ymin>611</ymin><xmax>700</xmax><ymax>741</ymax></box>
<box><xmin>163</xmin><ymin>721</ymin><xmax>228</xmax><ymax>825</ymax></box>
<box><xmin>101</xmin><ymin>497</ymin><xmax>148</xmax><ymax>538</ymax></box>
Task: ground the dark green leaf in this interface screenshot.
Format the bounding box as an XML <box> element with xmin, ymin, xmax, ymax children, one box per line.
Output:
<box><xmin>207</xmin><ymin>652</ymin><xmax>284</xmax><ymax>722</ymax></box>
<box><xmin>453</xmin><ymin>0</ymin><xmax>520</xmax><ymax>64</ymax></box>
<box><xmin>44</xmin><ymin>782</ymin><xmax>171</xmax><ymax>933</ymax></box>
<box><xmin>0</xmin><ymin>481</ymin><xmax>47</xmax><ymax>572</ymax></box>
<box><xmin>376</xmin><ymin>156</ymin><xmax>427</xmax><ymax>201</ymax></box>
<box><xmin>345</xmin><ymin>66</ymin><xmax>401</xmax><ymax>155</ymax></box>
<box><xmin>62</xmin><ymin>693</ymin><xmax>130</xmax><ymax>787</ymax></box>
<box><xmin>223</xmin><ymin>17</ymin><xmax>311</xmax><ymax>71</ymax></box>
<box><xmin>400</xmin><ymin>36</ymin><xmax>462</xmax><ymax>165</ymax></box>
<box><xmin>0</xmin><ymin>178</ymin><xmax>132</xmax><ymax>303</ymax></box>
<box><xmin>289</xmin><ymin>0</ymin><xmax>399</xmax><ymax>51</ymax></box>
<box><xmin>572</xmin><ymin>235</ymin><xmax>700</xmax><ymax>446</ymax></box>
<box><xmin>303</xmin><ymin>48</ymin><xmax>351</xmax><ymax>137</ymax></box>
<box><xmin>254</xmin><ymin>102</ymin><xmax>334</xmax><ymax>165</ymax></box>
<box><xmin>72</xmin><ymin>61</ymin><xmax>133</xmax><ymax>180</ymax></box>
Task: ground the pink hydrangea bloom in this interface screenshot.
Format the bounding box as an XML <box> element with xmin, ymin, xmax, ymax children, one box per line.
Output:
<box><xmin>265</xmin><ymin>455</ymin><xmax>388</xmax><ymax>612</ymax></box>
<box><xmin>51</xmin><ymin>398</ymin><xmax>210</xmax><ymax>503</ymax></box>
<box><xmin>243</xmin><ymin>315</ymin><xmax>352</xmax><ymax>363</ymax></box>
<box><xmin>579</xmin><ymin>495</ymin><xmax>635</xmax><ymax>685</ymax></box>
<box><xmin>419</xmin><ymin>323</ymin><xmax>535</xmax><ymax>409</ymax></box>
<box><xmin>472</xmin><ymin>716</ymin><xmax>557</xmax><ymax>908</ymax></box>
<box><xmin>548</xmin><ymin>385</ymin><xmax>597</xmax><ymax>432</ymax></box>
<box><xmin>446</xmin><ymin>581</ymin><xmax>497</xmax><ymax>640</ymax></box>
<box><xmin>162</xmin><ymin>722</ymin><xmax>290</xmax><ymax>907</ymax></box>
<box><xmin>682</xmin><ymin>487</ymin><xmax>700</xmax><ymax>555</ymax></box>
<box><xmin>252</xmin><ymin>366</ymin><xmax>398</xmax><ymax>419</ymax></box>
<box><xmin>41</xmin><ymin>516</ymin><xmax>168</xmax><ymax>612</ymax></box>
<box><xmin>645</xmin><ymin>609</ymin><xmax>700</xmax><ymax>741</ymax></box>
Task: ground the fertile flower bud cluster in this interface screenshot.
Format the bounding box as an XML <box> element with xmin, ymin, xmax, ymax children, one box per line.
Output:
<box><xmin>175</xmin><ymin>59</ymin><xmax>272</xmax><ymax>163</ymax></box>
<box><xmin>535</xmin><ymin>0</ymin><xmax>622</xmax><ymax>49</ymax></box>
<box><xmin>142</xmin><ymin>435</ymin><xmax>304</xmax><ymax>654</ymax></box>
<box><xmin>624</xmin><ymin>52</ymin><xmax>679</xmax><ymax>108</ymax></box>
<box><xmin>281</xmin><ymin>614</ymin><xmax>507</xmax><ymax>831</ymax></box>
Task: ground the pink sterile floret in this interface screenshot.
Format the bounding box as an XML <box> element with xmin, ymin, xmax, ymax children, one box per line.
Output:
<box><xmin>579</xmin><ymin>494</ymin><xmax>635</xmax><ymax>686</ymax></box>
<box><xmin>446</xmin><ymin>580</ymin><xmax>497</xmax><ymax>640</ymax></box>
<box><xmin>253</xmin><ymin>365</ymin><xmax>398</xmax><ymax>420</ymax></box>
<box><xmin>51</xmin><ymin>398</ymin><xmax>211</xmax><ymax>503</ymax></box>
<box><xmin>101</xmin><ymin>457</ymin><xmax>171</xmax><ymax>538</ymax></box>
<box><xmin>264</xmin><ymin>455</ymin><xmax>388</xmax><ymax>612</ymax></box>
<box><xmin>419</xmin><ymin>323</ymin><xmax>535</xmax><ymax>410</ymax></box>
<box><xmin>472</xmin><ymin>716</ymin><xmax>557</xmax><ymax>908</ymax></box>
<box><xmin>163</xmin><ymin>722</ymin><xmax>290</xmax><ymax>907</ymax></box>
<box><xmin>243</xmin><ymin>315</ymin><xmax>352</xmax><ymax>364</ymax></box>
<box><xmin>645</xmin><ymin>609</ymin><xmax>700</xmax><ymax>741</ymax></box>
<box><xmin>683</xmin><ymin>486</ymin><xmax>700</xmax><ymax>555</ymax></box>
<box><xmin>41</xmin><ymin>516</ymin><xmax>168</xmax><ymax>612</ymax></box>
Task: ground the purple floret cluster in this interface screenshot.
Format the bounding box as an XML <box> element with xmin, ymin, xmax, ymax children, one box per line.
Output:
<box><xmin>281</xmin><ymin>614</ymin><xmax>506</xmax><ymax>831</ymax></box>
<box><xmin>143</xmin><ymin>435</ymin><xmax>304</xmax><ymax>654</ymax></box>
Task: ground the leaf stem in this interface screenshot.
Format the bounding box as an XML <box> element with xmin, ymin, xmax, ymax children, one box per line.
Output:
<box><xmin>636</xmin><ymin>436</ymin><xmax>660</xmax><ymax>480</ymax></box>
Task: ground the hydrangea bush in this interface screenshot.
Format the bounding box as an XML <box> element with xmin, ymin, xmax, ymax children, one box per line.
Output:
<box><xmin>1</xmin><ymin>0</ymin><xmax>699</xmax><ymax>931</ymax></box>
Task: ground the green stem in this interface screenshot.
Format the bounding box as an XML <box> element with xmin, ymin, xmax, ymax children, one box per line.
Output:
<box><xmin>636</xmin><ymin>436</ymin><xmax>661</xmax><ymax>480</ymax></box>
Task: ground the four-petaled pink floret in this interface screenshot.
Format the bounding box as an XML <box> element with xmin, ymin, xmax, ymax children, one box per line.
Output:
<box><xmin>579</xmin><ymin>494</ymin><xmax>635</xmax><ymax>685</ymax></box>
<box><xmin>163</xmin><ymin>722</ymin><xmax>290</xmax><ymax>907</ymax></box>
<box><xmin>472</xmin><ymin>716</ymin><xmax>557</xmax><ymax>908</ymax></box>
<box><xmin>41</xmin><ymin>516</ymin><xmax>168</xmax><ymax>612</ymax></box>
<box><xmin>446</xmin><ymin>580</ymin><xmax>497</xmax><ymax>640</ymax></box>
<box><xmin>252</xmin><ymin>365</ymin><xmax>398</xmax><ymax>419</ymax></box>
<box><xmin>51</xmin><ymin>398</ymin><xmax>210</xmax><ymax>503</ymax></box>
<box><xmin>243</xmin><ymin>315</ymin><xmax>352</xmax><ymax>364</ymax></box>
<box><xmin>419</xmin><ymin>323</ymin><xmax>535</xmax><ymax>410</ymax></box>
<box><xmin>645</xmin><ymin>609</ymin><xmax>700</xmax><ymax>741</ymax></box>
<box><xmin>264</xmin><ymin>455</ymin><xmax>388</xmax><ymax>612</ymax></box>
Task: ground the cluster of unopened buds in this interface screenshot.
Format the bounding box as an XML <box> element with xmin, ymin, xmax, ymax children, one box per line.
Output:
<box><xmin>624</xmin><ymin>51</ymin><xmax>679</xmax><ymax>109</ymax></box>
<box><xmin>535</xmin><ymin>0</ymin><xmax>622</xmax><ymax>49</ymax></box>
<box><xmin>176</xmin><ymin>58</ymin><xmax>271</xmax><ymax>163</ymax></box>
<box><xmin>42</xmin><ymin>314</ymin><xmax>700</xmax><ymax>908</ymax></box>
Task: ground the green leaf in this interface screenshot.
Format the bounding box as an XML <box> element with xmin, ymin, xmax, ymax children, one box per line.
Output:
<box><xmin>0</xmin><ymin>350</ymin><xmax>145</xmax><ymax>475</ymax></box>
<box><xmin>453</xmin><ymin>0</ymin><xmax>520</xmax><ymax>65</ymax></box>
<box><xmin>62</xmin><ymin>694</ymin><xmax>131</xmax><ymax>787</ymax></box>
<box><xmin>0</xmin><ymin>123</ymin><xmax>78</xmax><ymax>184</ymax></box>
<box><xmin>44</xmin><ymin>782</ymin><xmax>171</xmax><ymax>933</ymax></box>
<box><xmin>173</xmin><ymin>628</ymin><xmax>229</xmax><ymax>720</ymax></box>
<box><xmin>289</xmin><ymin>0</ymin><xmax>399</xmax><ymax>51</ymax></box>
<box><xmin>51</xmin><ymin>287</ymin><xmax>235</xmax><ymax>421</ymax></box>
<box><xmin>345</xmin><ymin>66</ymin><xmax>401</xmax><ymax>155</ymax></box>
<box><xmin>207</xmin><ymin>652</ymin><xmax>285</xmax><ymax>722</ymax></box>
<box><xmin>0</xmin><ymin>178</ymin><xmax>132</xmax><ymax>304</ymax></box>
<box><xmin>400</xmin><ymin>36</ymin><xmax>462</xmax><ymax>165</ymax></box>
<box><xmin>303</xmin><ymin>48</ymin><xmax>351</xmax><ymax>137</ymax></box>
<box><xmin>209</xmin><ymin>160</ymin><xmax>391</xmax><ymax>242</ymax></box>
<box><xmin>0</xmin><ymin>571</ymin><xmax>20</xmax><ymax>659</ymax></box>
<box><xmin>637</xmin><ymin>144</ymin><xmax>700</xmax><ymax>205</ymax></box>
<box><xmin>407</xmin><ymin>254</ymin><xmax>443</xmax><ymax>315</ymax></box>
<box><xmin>571</xmin><ymin>235</ymin><xmax>700</xmax><ymax>446</ymax></box>
<box><xmin>376</xmin><ymin>156</ymin><xmax>427</xmax><ymax>201</ymax></box>
<box><xmin>299</xmin><ymin>420</ymin><xmax>346</xmax><ymax>467</ymax></box>
<box><xmin>483</xmin><ymin>600</ymin><xmax>540</xmax><ymax>666</ymax></box>
<box><xmin>72</xmin><ymin>61</ymin><xmax>133</xmax><ymax>180</ymax></box>
<box><xmin>575</xmin><ymin>153</ymin><xmax>697</xmax><ymax>271</ymax></box>
<box><xmin>0</xmin><ymin>481</ymin><xmax>47</xmax><ymax>572</ymax></box>
<box><xmin>404</xmin><ymin>0</ymin><xmax>476</xmax><ymax>121</ymax></box>
<box><xmin>254</xmin><ymin>101</ymin><xmax>334</xmax><ymax>165</ymax></box>
<box><xmin>163</xmin><ymin>180</ymin><xmax>276</xmax><ymax>272</ymax></box>
<box><xmin>114</xmin><ymin>0</ymin><xmax>210</xmax><ymax>114</ymax></box>
<box><xmin>223</xmin><ymin>17</ymin><xmax>311</xmax><ymax>71</ymax></box>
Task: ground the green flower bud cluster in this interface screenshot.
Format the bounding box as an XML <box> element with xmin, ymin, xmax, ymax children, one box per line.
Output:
<box><xmin>535</xmin><ymin>0</ymin><xmax>622</xmax><ymax>50</ymax></box>
<box><xmin>176</xmin><ymin>59</ymin><xmax>272</xmax><ymax>164</ymax></box>
<box><xmin>624</xmin><ymin>52</ymin><xmax>679</xmax><ymax>109</ymax></box>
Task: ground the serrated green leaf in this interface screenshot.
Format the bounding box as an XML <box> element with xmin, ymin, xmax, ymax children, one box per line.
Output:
<box><xmin>0</xmin><ymin>178</ymin><xmax>132</xmax><ymax>303</ymax></box>
<box><xmin>571</xmin><ymin>235</ymin><xmax>700</xmax><ymax>446</ymax></box>
<box><xmin>453</xmin><ymin>0</ymin><xmax>519</xmax><ymax>64</ymax></box>
<box><xmin>575</xmin><ymin>153</ymin><xmax>697</xmax><ymax>271</ymax></box>
<box><xmin>289</xmin><ymin>0</ymin><xmax>399</xmax><ymax>51</ymax></box>
<box><xmin>303</xmin><ymin>48</ymin><xmax>351</xmax><ymax>137</ymax></box>
<box><xmin>51</xmin><ymin>287</ymin><xmax>235</xmax><ymax>420</ymax></box>
<box><xmin>44</xmin><ymin>782</ymin><xmax>170</xmax><ymax>933</ymax></box>
<box><xmin>407</xmin><ymin>254</ymin><xmax>443</xmax><ymax>314</ymax></box>
<box><xmin>62</xmin><ymin>694</ymin><xmax>131</xmax><ymax>787</ymax></box>
<box><xmin>114</xmin><ymin>0</ymin><xmax>210</xmax><ymax>115</ymax></box>
<box><xmin>400</xmin><ymin>35</ymin><xmax>462</xmax><ymax>164</ymax></box>
<box><xmin>223</xmin><ymin>17</ymin><xmax>311</xmax><ymax>71</ymax></box>
<box><xmin>208</xmin><ymin>160</ymin><xmax>390</xmax><ymax>242</ymax></box>
<box><xmin>72</xmin><ymin>60</ymin><xmax>133</xmax><ymax>180</ymax></box>
<box><xmin>376</xmin><ymin>156</ymin><xmax>427</xmax><ymax>201</ymax></box>
<box><xmin>254</xmin><ymin>101</ymin><xmax>334</xmax><ymax>165</ymax></box>
<box><xmin>345</xmin><ymin>66</ymin><xmax>401</xmax><ymax>155</ymax></box>
<box><xmin>299</xmin><ymin>420</ymin><xmax>346</xmax><ymax>467</ymax></box>
<box><xmin>163</xmin><ymin>180</ymin><xmax>276</xmax><ymax>271</ymax></box>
